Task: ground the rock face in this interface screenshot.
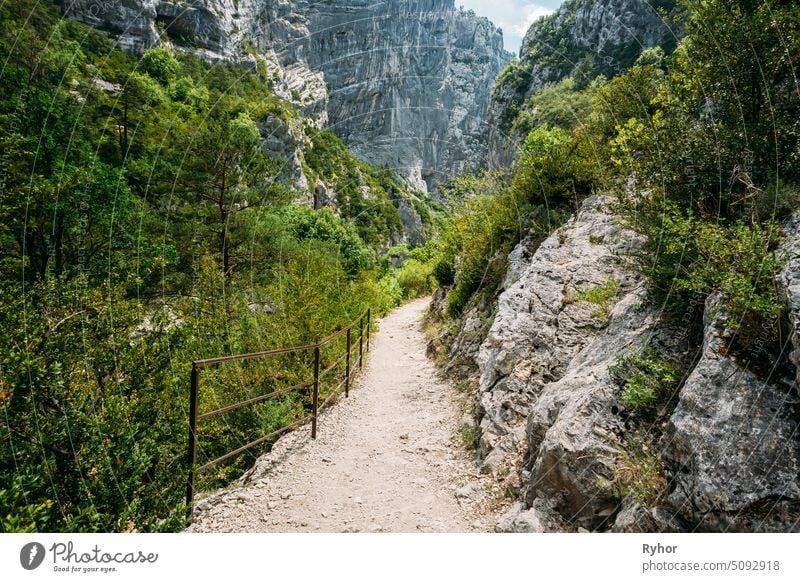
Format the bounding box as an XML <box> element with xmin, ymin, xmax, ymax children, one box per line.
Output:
<box><xmin>475</xmin><ymin>195</ymin><xmax>644</xmax><ymax>475</ymax></box>
<box><xmin>473</xmin><ymin>194</ymin><xmax>679</xmax><ymax>531</ymax></box>
<box><xmin>442</xmin><ymin>196</ymin><xmax>800</xmax><ymax>532</ymax></box>
<box><xmin>62</xmin><ymin>1</ymin><xmax>264</xmax><ymax>59</ymax></box>
<box><xmin>655</xmin><ymin>217</ymin><xmax>800</xmax><ymax>532</ymax></box>
<box><xmin>665</xmin><ymin>299</ymin><xmax>800</xmax><ymax>532</ymax></box>
<box><xmin>60</xmin><ymin>0</ymin><xmax>511</xmax><ymax>193</ymax></box>
<box><xmin>488</xmin><ymin>0</ymin><xmax>678</xmax><ymax>166</ymax></box>
<box><xmin>300</xmin><ymin>0</ymin><xmax>511</xmax><ymax>192</ymax></box>
<box><xmin>779</xmin><ymin>212</ymin><xmax>800</xmax><ymax>396</ymax></box>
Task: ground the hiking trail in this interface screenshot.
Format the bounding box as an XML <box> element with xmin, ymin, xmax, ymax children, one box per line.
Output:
<box><xmin>188</xmin><ymin>298</ymin><xmax>504</xmax><ymax>533</ymax></box>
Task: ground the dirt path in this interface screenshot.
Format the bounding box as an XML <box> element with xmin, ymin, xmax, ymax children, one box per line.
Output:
<box><xmin>188</xmin><ymin>298</ymin><xmax>502</xmax><ymax>533</ymax></box>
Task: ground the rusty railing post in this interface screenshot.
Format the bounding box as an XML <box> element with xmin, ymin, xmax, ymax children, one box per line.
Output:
<box><xmin>186</xmin><ymin>363</ymin><xmax>199</xmax><ymax>520</ymax></box>
<box><xmin>366</xmin><ymin>308</ymin><xmax>371</xmax><ymax>352</ymax></box>
<box><xmin>345</xmin><ymin>328</ymin><xmax>351</xmax><ymax>397</ymax></box>
<box><xmin>358</xmin><ymin>314</ymin><xmax>364</xmax><ymax>368</ymax></box>
<box><xmin>311</xmin><ymin>345</ymin><xmax>320</xmax><ymax>439</ymax></box>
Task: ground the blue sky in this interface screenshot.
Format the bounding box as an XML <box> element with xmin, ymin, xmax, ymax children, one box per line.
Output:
<box><xmin>457</xmin><ymin>1</ymin><xmax>563</xmax><ymax>55</ymax></box>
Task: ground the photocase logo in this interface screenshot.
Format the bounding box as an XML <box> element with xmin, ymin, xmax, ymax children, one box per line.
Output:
<box><xmin>20</xmin><ymin>542</ymin><xmax>46</xmax><ymax>570</ymax></box>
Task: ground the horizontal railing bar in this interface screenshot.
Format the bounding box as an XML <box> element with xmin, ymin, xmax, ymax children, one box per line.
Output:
<box><xmin>187</xmin><ymin>307</ymin><xmax>373</xmax><ymax>521</ymax></box>
<box><xmin>320</xmin><ymin>377</ymin><xmax>348</xmax><ymax>411</ymax></box>
<box><xmin>197</xmin><ymin>381</ymin><xmax>313</xmax><ymax>422</ymax></box>
<box><xmin>193</xmin><ymin>310</ymin><xmax>369</xmax><ymax>368</ymax></box>
<box><xmin>193</xmin><ymin>344</ymin><xmax>317</xmax><ymax>367</ymax></box>
<box><xmin>317</xmin><ymin>310</ymin><xmax>369</xmax><ymax>346</ymax></box>
<box><xmin>319</xmin><ymin>351</ymin><xmax>348</xmax><ymax>380</ymax></box>
<box><xmin>196</xmin><ymin>416</ymin><xmax>309</xmax><ymax>473</ymax></box>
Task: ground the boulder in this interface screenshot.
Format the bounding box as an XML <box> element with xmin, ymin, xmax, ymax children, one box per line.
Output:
<box><xmin>475</xmin><ymin>195</ymin><xmax>644</xmax><ymax>475</ymax></box>
<box><xmin>665</xmin><ymin>295</ymin><xmax>800</xmax><ymax>532</ymax></box>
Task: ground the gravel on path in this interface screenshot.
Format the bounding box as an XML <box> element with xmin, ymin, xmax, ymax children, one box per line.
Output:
<box><xmin>188</xmin><ymin>298</ymin><xmax>503</xmax><ymax>533</ymax></box>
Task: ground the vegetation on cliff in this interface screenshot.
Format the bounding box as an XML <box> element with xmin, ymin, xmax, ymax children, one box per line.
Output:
<box><xmin>438</xmin><ymin>0</ymin><xmax>799</xmax><ymax>347</ymax></box>
<box><xmin>0</xmin><ymin>0</ymin><xmax>434</xmax><ymax>531</ymax></box>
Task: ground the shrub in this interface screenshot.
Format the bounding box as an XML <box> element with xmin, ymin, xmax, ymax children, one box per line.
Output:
<box><xmin>755</xmin><ymin>180</ymin><xmax>800</xmax><ymax>222</ymax></box>
<box><xmin>632</xmin><ymin>203</ymin><xmax>784</xmax><ymax>336</ymax></box>
<box><xmin>512</xmin><ymin>76</ymin><xmax>597</xmax><ymax>135</ymax></box>
<box><xmin>437</xmin><ymin>174</ymin><xmax>523</xmax><ymax>316</ymax></box>
<box><xmin>432</xmin><ymin>253</ymin><xmax>456</xmax><ymax>286</ymax></box>
<box><xmin>396</xmin><ymin>259</ymin><xmax>435</xmax><ymax>300</ymax></box>
<box><xmin>516</xmin><ymin>125</ymin><xmax>600</xmax><ymax>209</ymax></box>
<box><xmin>608</xmin><ymin>442</ymin><xmax>668</xmax><ymax>507</ymax></box>
<box><xmin>140</xmin><ymin>47</ymin><xmax>179</xmax><ymax>85</ymax></box>
<box><xmin>278</xmin><ymin>206</ymin><xmax>375</xmax><ymax>277</ymax></box>
<box><xmin>609</xmin><ymin>348</ymin><xmax>684</xmax><ymax>415</ymax></box>
<box><xmin>459</xmin><ymin>425</ymin><xmax>478</xmax><ymax>451</ymax></box>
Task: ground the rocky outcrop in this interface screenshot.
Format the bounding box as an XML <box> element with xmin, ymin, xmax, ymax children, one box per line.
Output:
<box><xmin>779</xmin><ymin>212</ymin><xmax>800</xmax><ymax>397</ymax></box>
<box><xmin>655</xmin><ymin>216</ymin><xmax>800</xmax><ymax>532</ymax></box>
<box><xmin>519</xmin><ymin>287</ymin><xmax>658</xmax><ymax>530</ymax></box>
<box><xmin>62</xmin><ymin>1</ymin><xmax>272</xmax><ymax>64</ymax></box>
<box><xmin>443</xmin><ymin>196</ymin><xmax>800</xmax><ymax>532</ymax></box>
<box><xmin>397</xmin><ymin>200</ymin><xmax>425</xmax><ymax>247</ymax></box>
<box><xmin>473</xmin><ymin>194</ymin><xmax>686</xmax><ymax>531</ymax></box>
<box><xmin>475</xmin><ymin>195</ymin><xmax>644</xmax><ymax>475</ymax></box>
<box><xmin>257</xmin><ymin>115</ymin><xmax>311</xmax><ymax>196</ymax></box>
<box><xmin>61</xmin><ymin>0</ymin><xmax>511</xmax><ymax>194</ymax></box>
<box><xmin>488</xmin><ymin>0</ymin><xmax>678</xmax><ymax>166</ymax></box>
<box><xmin>664</xmin><ymin>303</ymin><xmax>800</xmax><ymax>532</ymax></box>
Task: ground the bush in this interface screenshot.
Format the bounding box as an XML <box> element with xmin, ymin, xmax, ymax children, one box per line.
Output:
<box><xmin>437</xmin><ymin>174</ymin><xmax>523</xmax><ymax>316</ymax></box>
<box><xmin>632</xmin><ymin>203</ymin><xmax>784</xmax><ymax>336</ymax></box>
<box><xmin>459</xmin><ymin>425</ymin><xmax>478</xmax><ymax>451</ymax></box>
<box><xmin>396</xmin><ymin>259</ymin><xmax>435</xmax><ymax>300</ymax></box>
<box><xmin>755</xmin><ymin>180</ymin><xmax>800</xmax><ymax>222</ymax></box>
<box><xmin>516</xmin><ymin>125</ymin><xmax>601</xmax><ymax>208</ymax></box>
<box><xmin>432</xmin><ymin>253</ymin><xmax>456</xmax><ymax>286</ymax></box>
<box><xmin>278</xmin><ymin>206</ymin><xmax>375</xmax><ymax>277</ymax></box>
<box><xmin>351</xmin><ymin>271</ymin><xmax>402</xmax><ymax>316</ymax></box>
<box><xmin>140</xmin><ymin>47</ymin><xmax>179</xmax><ymax>85</ymax></box>
<box><xmin>512</xmin><ymin>77</ymin><xmax>598</xmax><ymax>135</ymax></box>
<box><xmin>607</xmin><ymin>441</ymin><xmax>668</xmax><ymax>507</ymax></box>
<box><xmin>609</xmin><ymin>348</ymin><xmax>684</xmax><ymax>415</ymax></box>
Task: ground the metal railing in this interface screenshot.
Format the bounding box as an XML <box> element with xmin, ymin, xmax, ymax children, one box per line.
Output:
<box><xmin>186</xmin><ymin>308</ymin><xmax>371</xmax><ymax>518</ymax></box>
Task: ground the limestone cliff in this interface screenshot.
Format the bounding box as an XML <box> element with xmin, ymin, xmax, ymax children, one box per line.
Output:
<box><xmin>59</xmin><ymin>0</ymin><xmax>510</xmax><ymax>193</ymax></box>
<box><xmin>300</xmin><ymin>1</ymin><xmax>510</xmax><ymax>192</ymax></box>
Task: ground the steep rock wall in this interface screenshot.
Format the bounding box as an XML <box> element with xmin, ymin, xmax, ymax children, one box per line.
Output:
<box><xmin>60</xmin><ymin>0</ymin><xmax>511</xmax><ymax>193</ymax></box>
<box><xmin>300</xmin><ymin>0</ymin><xmax>510</xmax><ymax>192</ymax></box>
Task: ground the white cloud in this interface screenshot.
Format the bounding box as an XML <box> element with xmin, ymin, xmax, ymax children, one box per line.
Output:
<box><xmin>457</xmin><ymin>0</ymin><xmax>559</xmax><ymax>54</ymax></box>
<box><xmin>511</xmin><ymin>5</ymin><xmax>555</xmax><ymax>38</ymax></box>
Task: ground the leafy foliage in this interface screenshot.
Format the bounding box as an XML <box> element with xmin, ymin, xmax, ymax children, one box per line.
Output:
<box><xmin>437</xmin><ymin>124</ymin><xmax>602</xmax><ymax>316</ymax></box>
<box><xmin>607</xmin><ymin>441</ymin><xmax>668</xmax><ymax>507</ymax></box>
<box><xmin>0</xmin><ymin>0</ymin><xmax>420</xmax><ymax>532</ymax></box>
<box><xmin>505</xmin><ymin>0</ymin><xmax>800</xmax><ymax>346</ymax></box>
<box><xmin>303</xmin><ymin>127</ymin><xmax>408</xmax><ymax>246</ymax></box>
<box><xmin>609</xmin><ymin>349</ymin><xmax>685</xmax><ymax>415</ymax></box>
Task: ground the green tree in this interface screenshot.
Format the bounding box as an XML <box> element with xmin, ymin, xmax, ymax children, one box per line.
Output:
<box><xmin>117</xmin><ymin>72</ymin><xmax>164</xmax><ymax>156</ymax></box>
<box><xmin>177</xmin><ymin>112</ymin><xmax>285</xmax><ymax>277</ymax></box>
<box><xmin>139</xmin><ymin>47</ymin><xmax>179</xmax><ymax>85</ymax></box>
